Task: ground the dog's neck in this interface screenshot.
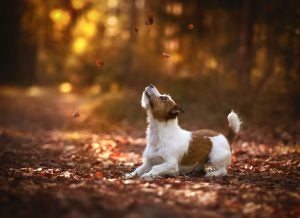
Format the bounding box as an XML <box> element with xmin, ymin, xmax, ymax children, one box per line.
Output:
<box><xmin>146</xmin><ymin>111</ymin><xmax>182</xmax><ymax>147</ymax></box>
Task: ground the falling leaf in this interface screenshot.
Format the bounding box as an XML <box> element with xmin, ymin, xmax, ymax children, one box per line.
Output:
<box><xmin>188</xmin><ymin>24</ymin><xmax>194</xmax><ymax>30</ymax></box>
<box><xmin>72</xmin><ymin>110</ymin><xmax>80</xmax><ymax>118</ymax></box>
<box><xmin>161</xmin><ymin>52</ymin><xmax>170</xmax><ymax>58</ymax></box>
<box><xmin>96</xmin><ymin>59</ymin><xmax>104</xmax><ymax>67</ymax></box>
<box><xmin>145</xmin><ymin>15</ymin><xmax>154</xmax><ymax>25</ymax></box>
<box><xmin>94</xmin><ymin>171</ymin><xmax>104</xmax><ymax>179</ymax></box>
<box><xmin>134</xmin><ymin>27</ymin><xmax>139</xmax><ymax>33</ymax></box>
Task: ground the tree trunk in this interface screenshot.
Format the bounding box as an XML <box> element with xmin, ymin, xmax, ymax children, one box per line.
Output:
<box><xmin>237</xmin><ymin>0</ymin><xmax>254</xmax><ymax>87</ymax></box>
<box><xmin>0</xmin><ymin>0</ymin><xmax>37</xmax><ymax>85</ymax></box>
<box><xmin>123</xmin><ymin>0</ymin><xmax>137</xmax><ymax>85</ymax></box>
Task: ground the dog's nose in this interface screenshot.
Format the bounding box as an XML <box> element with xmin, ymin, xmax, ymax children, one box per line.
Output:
<box><xmin>149</xmin><ymin>84</ymin><xmax>154</xmax><ymax>88</ymax></box>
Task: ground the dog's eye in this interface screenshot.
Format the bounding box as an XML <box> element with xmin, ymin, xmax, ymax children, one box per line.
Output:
<box><xmin>160</xmin><ymin>96</ymin><xmax>168</xmax><ymax>102</ymax></box>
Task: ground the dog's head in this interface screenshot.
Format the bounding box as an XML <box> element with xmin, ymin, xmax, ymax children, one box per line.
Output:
<box><xmin>141</xmin><ymin>84</ymin><xmax>183</xmax><ymax>121</ymax></box>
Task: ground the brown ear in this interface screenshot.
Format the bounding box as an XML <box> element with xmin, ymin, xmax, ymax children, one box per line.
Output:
<box><xmin>169</xmin><ymin>104</ymin><xmax>184</xmax><ymax>117</ymax></box>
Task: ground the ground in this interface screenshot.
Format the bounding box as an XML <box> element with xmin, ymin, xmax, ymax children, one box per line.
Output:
<box><xmin>0</xmin><ymin>87</ymin><xmax>299</xmax><ymax>218</ymax></box>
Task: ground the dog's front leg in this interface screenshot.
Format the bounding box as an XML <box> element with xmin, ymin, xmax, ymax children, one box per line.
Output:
<box><xmin>141</xmin><ymin>159</ymin><xmax>178</xmax><ymax>180</ymax></box>
<box><xmin>124</xmin><ymin>159</ymin><xmax>151</xmax><ymax>179</ymax></box>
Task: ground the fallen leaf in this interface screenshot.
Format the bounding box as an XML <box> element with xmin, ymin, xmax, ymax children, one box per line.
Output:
<box><xmin>145</xmin><ymin>15</ymin><xmax>154</xmax><ymax>25</ymax></box>
<box><xmin>96</xmin><ymin>59</ymin><xmax>104</xmax><ymax>67</ymax></box>
<box><xmin>188</xmin><ymin>24</ymin><xmax>194</xmax><ymax>30</ymax></box>
<box><xmin>72</xmin><ymin>111</ymin><xmax>80</xmax><ymax>118</ymax></box>
<box><xmin>161</xmin><ymin>52</ymin><xmax>170</xmax><ymax>58</ymax></box>
<box><xmin>94</xmin><ymin>171</ymin><xmax>104</xmax><ymax>179</ymax></box>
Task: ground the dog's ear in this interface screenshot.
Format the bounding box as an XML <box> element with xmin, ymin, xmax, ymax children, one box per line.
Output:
<box><xmin>169</xmin><ymin>104</ymin><xmax>184</xmax><ymax>117</ymax></box>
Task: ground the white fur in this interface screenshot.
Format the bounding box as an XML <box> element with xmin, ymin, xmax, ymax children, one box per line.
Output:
<box><xmin>124</xmin><ymin>113</ymin><xmax>191</xmax><ymax>180</ymax></box>
<box><xmin>141</xmin><ymin>92</ymin><xmax>149</xmax><ymax>109</ymax></box>
<box><xmin>124</xmin><ymin>88</ymin><xmax>240</xmax><ymax>179</ymax></box>
<box><xmin>141</xmin><ymin>87</ymin><xmax>161</xmax><ymax>109</ymax></box>
<box><xmin>206</xmin><ymin>134</ymin><xmax>231</xmax><ymax>176</ymax></box>
<box><xmin>228</xmin><ymin>111</ymin><xmax>241</xmax><ymax>133</ymax></box>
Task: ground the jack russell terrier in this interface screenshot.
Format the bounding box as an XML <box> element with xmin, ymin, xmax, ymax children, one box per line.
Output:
<box><xmin>124</xmin><ymin>85</ymin><xmax>241</xmax><ymax>179</ymax></box>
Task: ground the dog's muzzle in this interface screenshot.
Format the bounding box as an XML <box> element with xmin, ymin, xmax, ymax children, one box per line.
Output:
<box><xmin>144</xmin><ymin>84</ymin><xmax>160</xmax><ymax>98</ymax></box>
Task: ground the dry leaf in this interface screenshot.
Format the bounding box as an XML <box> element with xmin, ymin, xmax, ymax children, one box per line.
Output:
<box><xmin>161</xmin><ymin>52</ymin><xmax>170</xmax><ymax>58</ymax></box>
<box><xmin>96</xmin><ymin>59</ymin><xmax>104</xmax><ymax>67</ymax></box>
<box><xmin>72</xmin><ymin>110</ymin><xmax>80</xmax><ymax>118</ymax></box>
<box><xmin>145</xmin><ymin>15</ymin><xmax>154</xmax><ymax>25</ymax></box>
<box><xmin>188</xmin><ymin>24</ymin><xmax>194</xmax><ymax>30</ymax></box>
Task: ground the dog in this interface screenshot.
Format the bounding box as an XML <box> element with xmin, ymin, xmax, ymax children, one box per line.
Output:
<box><xmin>124</xmin><ymin>85</ymin><xmax>241</xmax><ymax>179</ymax></box>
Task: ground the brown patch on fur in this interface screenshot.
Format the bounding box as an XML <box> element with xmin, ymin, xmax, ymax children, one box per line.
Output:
<box><xmin>148</xmin><ymin>95</ymin><xmax>182</xmax><ymax>121</ymax></box>
<box><xmin>180</xmin><ymin>130</ymin><xmax>219</xmax><ymax>166</ymax></box>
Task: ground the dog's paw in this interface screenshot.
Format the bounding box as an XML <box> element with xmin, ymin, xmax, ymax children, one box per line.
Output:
<box><xmin>205</xmin><ymin>168</ymin><xmax>227</xmax><ymax>177</ymax></box>
<box><xmin>141</xmin><ymin>172</ymin><xmax>160</xmax><ymax>180</ymax></box>
<box><xmin>123</xmin><ymin>172</ymin><xmax>137</xmax><ymax>179</ymax></box>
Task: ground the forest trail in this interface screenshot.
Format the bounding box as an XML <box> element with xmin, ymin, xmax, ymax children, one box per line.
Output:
<box><xmin>0</xmin><ymin>87</ymin><xmax>299</xmax><ymax>218</ymax></box>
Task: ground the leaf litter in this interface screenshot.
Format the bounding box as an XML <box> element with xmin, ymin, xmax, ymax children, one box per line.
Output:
<box><xmin>0</xmin><ymin>88</ymin><xmax>299</xmax><ymax>218</ymax></box>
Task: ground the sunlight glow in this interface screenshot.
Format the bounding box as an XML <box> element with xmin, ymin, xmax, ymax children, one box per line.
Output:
<box><xmin>73</xmin><ymin>18</ymin><xmax>97</xmax><ymax>38</ymax></box>
<box><xmin>205</xmin><ymin>57</ymin><xmax>218</xmax><ymax>70</ymax></box>
<box><xmin>107</xmin><ymin>0</ymin><xmax>119</xmax><ymax>8</ymax></box>
<box><xmin>59</xmin><ymin>82</ymin><xmax>73</xmax><ymax>93</ymax></box>
<box><xmin>90</xmin><ymin>84</ymin><xmax>102</xmax><ymax>95</ymax></box>
<box><xmin>107</xmin><ymin>16</ymin><xmax>118</xmax><ymax>26</ymax></box>
<box><xmin>72</xmin><ymin>37</ymin><xmax>88</xmax><ymax>54</ymax></box>
<box><xmin>71</xmin><ymin>0</ymin><xmax>86</xmax><ymax>9</ymax></box>
<box><xmin>27</xmin><ymin>86</ymin><xmax>43</xmax><ymax>97</ymax></box>
<box><xmin>49</xmin><ymin>9</ymin><xmax>71</xmax><ymax>29</ymax></box>
<box><xmin>87</xmin><ymin>9</ymin><xmax>102</xmax><ymax>22</ymax></box>
<box><xmin>166</xmin><ymin>3</ymin><xmax>183</xmax><ymax>16</ymax></box>
<box><xmin>165</xmin><ymin>39</ymin><xmax>179</xmax><ymax>51</ymax></box>
<box><xmin>172</xmin><ymin>53</ymin><xmax>182</xmax><ymax>63</ymax></box>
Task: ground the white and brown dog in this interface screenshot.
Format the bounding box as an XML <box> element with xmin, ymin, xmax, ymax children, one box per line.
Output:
<box><xmin>124</xmin><ymin>85</ymin><xmax>241</xmax><ymax>179</ymax></box>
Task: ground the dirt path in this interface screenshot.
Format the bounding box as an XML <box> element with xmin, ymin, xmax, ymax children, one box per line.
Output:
<box><xmin>0</xmin><ymin>87</ymin><xmax>299</xmax><ymax>218</ymax></box>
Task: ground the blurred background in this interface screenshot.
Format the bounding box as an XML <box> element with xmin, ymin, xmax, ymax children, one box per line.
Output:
<box><xmin>0</xmin><ymin>0</ymin><xmax>299</xmax><ymax>131</ymax></box>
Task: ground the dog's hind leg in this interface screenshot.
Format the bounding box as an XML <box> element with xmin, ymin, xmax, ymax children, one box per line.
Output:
<box><xmin>205</xmin><ymin>135</ymin><xmax>231</xmax><ymax>177</ymax></box>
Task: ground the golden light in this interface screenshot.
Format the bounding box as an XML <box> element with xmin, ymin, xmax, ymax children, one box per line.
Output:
<box><xmin>59</xmin><ymin>82</ymin><xmax>73</xmax><ymax>93</ymax></box>
<box><xmin>87</xmin><ymin>9</ymin><xmax>102</xmax><ymax>22</ymax></box>
<box><xmin>82</xmin><ymin>22</ymin><xmax>97</xmax><ymax>37</ymax></box>
<box><xmin>90</xmin><ymin>84</ymin><xmax>102</xmax><ymax>95</ymax></box>
<box><xmin>27</xmin><ymin>86</ymin><xmax>43</xmax><ymax>97</ymax></box>
<box><xmin>72</xmin><ymin>37</ymin><xmax>88</xmax><ymax>54</ymax></box>
<box><xmin>164</xmin><ymin>39</ymin><xmax>179</xmax><ymax>51</ymax></box>
<box><xmin>110</xmin><ymin>83</ymin><xmax>119</xmax><ymax>93</ymax></box>
<box><xmin>173</xmin><ymin>3</ymin><xmax>183</xmax><ymax>15</ymax></box>
<box><xmin>205</xmin><ymin>57</ymin><xmax>218</xmax><ymax>70</ymax></box>
<box><xmin>49</xmin><ymin>9</ymin><xmax>71</xmax><ymax>29</ymax></box>
<box><xmin>107</xmin><ymin>0</ymin><xmax>119</xmax><ymax>8</ymax></box>
<box><xmin>71</xmin><ymin>0</ymin><xmax>86</xmax><ymax>9</ymax></box>
<box><xmin>171</xmin><ymin>53</ymin><xmax>182</xmax><ymax>63</ymax></box>
<box><xmin>73</xmin><ymin>18</ymin><xmax>97</xmax><ymax>37</ymax></box>
<box><xmin>166</xmin><ymin>3</ymin><xmax>183</xmax><ymax>16</ymax></box>
<box><xmin>107</xmin><ymin>16</ymin><xmax>118</xmax><ymax>26</ymax></box>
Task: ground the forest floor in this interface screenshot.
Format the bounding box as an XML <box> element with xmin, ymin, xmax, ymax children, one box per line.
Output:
<box><xmin>0</xmin><ymin>86</ymin><xmax>299</xmax><ymax>218</ymax></box>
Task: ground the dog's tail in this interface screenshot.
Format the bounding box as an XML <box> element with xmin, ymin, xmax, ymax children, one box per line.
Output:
<box><xmin>226</xmin><ymin>111</ymin><xmax>242</xmax><ymax>144</ymax></box>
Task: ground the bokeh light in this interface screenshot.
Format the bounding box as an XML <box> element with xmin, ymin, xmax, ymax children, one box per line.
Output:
<box><xmin>59</xmin><ymin>82</ymin><xmax>73</xmax><ymax>93</ymax></box>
